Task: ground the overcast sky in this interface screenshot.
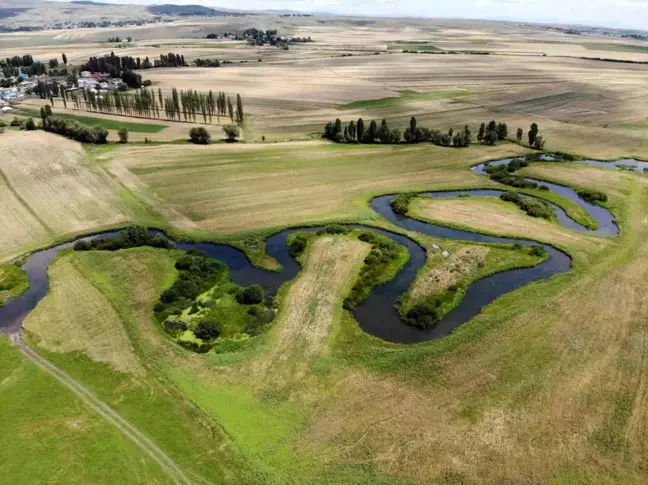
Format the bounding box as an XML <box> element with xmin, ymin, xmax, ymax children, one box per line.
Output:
<box><xmin>60</xmin><ymin>0</ymin><xmax>648</xmax><ymax>30</ymax></box>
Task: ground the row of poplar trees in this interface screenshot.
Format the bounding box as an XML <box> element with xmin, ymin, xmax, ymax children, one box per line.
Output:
<box><xmin>63</xmin><ymin>87</ymin><xmax>244</xmax><ymax>124</ymax></box>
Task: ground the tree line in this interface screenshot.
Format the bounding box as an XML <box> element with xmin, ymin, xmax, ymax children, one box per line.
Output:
<box><xmin>62</xmin><ymin>87</ymin><xmax>244</xmax><ymax>124</ymax></box>
<box><xmin>324</xmin><ymin>117</ymin><xmax>472</xmax><ymax>147</ymax></box>
<box><xmin>324</xmin><ymin>117</ymin><xmax>545</xmax><ymax>149</ymax></box>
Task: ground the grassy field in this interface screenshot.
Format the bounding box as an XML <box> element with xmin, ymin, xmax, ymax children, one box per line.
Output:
<box><xmin>106</xmin><ymin>141</ymin><xmax>530</xmax><ymax>234</ymax></box>
<box><xmin>23</xmin><ymin>247</ymin><xmax>254</xmax><ymax>484</ymax></box>
<box><xmin>16</xmin><ymin>108</ymin><xmax>168</xmax><ymax>133</ymax></box>
<box><xmin>0</xmin><ymin>337</ymin><xmax>173</xmax><ymax>484</ymax></box>
<box><xmin>17</xmin><ymin>166</ymin><xmax>648</xmax><ymax>482</ymax></box>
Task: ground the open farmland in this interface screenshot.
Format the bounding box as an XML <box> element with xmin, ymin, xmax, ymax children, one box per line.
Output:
<box><xmin>4</xmin><ymin>7</ymin><xmax>648</xmax><ymax>485</ymax></box>
<box><xmin>0</xmin><ymin>131</ymin><xmax>158</xmax><ymax>261</ymax></box>
<box><xmin>106</xmin><ymin>141</ymin><xmax>530</xmax><ymax>234</ymax></box>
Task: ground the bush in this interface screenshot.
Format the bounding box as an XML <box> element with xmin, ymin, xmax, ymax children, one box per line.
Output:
<box><xmin>500</xmin><ymin>192</ymin><xmax>553</xmax><ymax>219</ymax></box>
<box><xmin>10</xmin><ymin>116</ymin><xmax>22</xmax><ymax>127</ymax></box>
<box><xmin>73</xmin><ymin>240</ymin><xmax>92</xmax><ymax>251</ymax></box>
<box><xmin>23</xmin><ymin>117</ymin><xmax>36</xmax><ymax>131</ymax></box>
<box><xmin>195</xmin><ymin>318</ymin><xmax>220</xmax><ymax>340</ymax></box>
<box><xmin>43</xmin><ymin>116</ymin><xmax>108</xmax><ymax>144</ymax></box>
<box><xmin>0</xmin><ymin>120</ymin><xmax>6</xmax><ymax>128</ymax></box>
<box><xmin>222</xmin><ymin>124</ymin><xmax>240</xmax><ymax>141</ymax></box>
<box><xmin>577</xmin><ymin>189</ymin><xmax>608</xmax><ymax>204</ymax></box>
<box><xmin>322</xmin><ymin>224</ymin><xmax>349</xmax><ymax>235</ymax></box>
<box><xmin>405</xmin><ymin>301</ymin><xmax>440</xmax><ymax>327</ymax></box>
<box><xmin>530</xmin><ymin>245</ymin><xmax>547</xmax><ymax>257</ymax></box>
<box><xmin>236</xmin><ymin>284</ymin><xmax>264</xmax><ymax>305</ymax></box>
<box><xmin>118</xmin><ymin>128</ymin><xmax>128</xmax><ymax>144</ymax></box>
<box><xmin>189</xmin><ymin>127</ymin><xmax>210</xmax><ymax>144</ymax></box>
<box><xmin>391</xmin><ymin>193</ymin><xmax>414</xmax><ymax>215</ymax></box>
<box><xmin>288</xmin><ymin>234</ymin><xmax>310</xmax><ymax>257</ymax></box>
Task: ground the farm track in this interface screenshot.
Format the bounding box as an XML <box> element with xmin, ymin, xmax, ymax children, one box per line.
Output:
<box><xmin>10</xmin><ymin>333</ymin><xmax>193</xmax><ymax>485</ymax></box>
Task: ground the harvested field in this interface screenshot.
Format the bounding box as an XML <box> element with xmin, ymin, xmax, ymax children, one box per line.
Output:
<box><xmin>0</xmin><ymin>131</ymin><xmax>154</xmax><ymax>260</ymax></box>
<box><xmin>257</xmin><ymin>236</ymin><xmax>369</xmax><ymax>384</ymax></box>
<box><xmin>23</xmin><ymin>253</ymin><xmax>142</xmax><ymax>375</ymax></box>
<box><xmin>108</xmin><ymin>141</ymin><xmax>529</xmax><ymax>234</ymax></box>
<box><xmin>410</xmin><ymin>196</ymin><xmax>599</xmax><ymax>248</ymax></box>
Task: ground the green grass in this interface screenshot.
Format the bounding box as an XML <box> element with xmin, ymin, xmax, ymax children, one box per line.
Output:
<box><xmin>338</xmin><ymin>90</ymin><xmax>473</xmax><ymax>110</ymax></box>
<box><xmin>17</xmin><ymin>109</ymin><xmax>167</xmax><ymax>133</ymax></box>
<box><xmin>0</xmin><ymin>337</ymin><xmax>172</xmax><ymax>484</ymax></box>
<box><xmin>582</xmin><ymin>42</ymin><xmax>648</xmax><ymax>54</ymax></box>
<box><xmin>0</xmin><ymin>262</ymin><xmax>28</xmax><ymax>306</ymax></box>
<box><xmin>24</xmin><ymin>248</ymin><xmax>254</xmax><ymax>484</ymax></box>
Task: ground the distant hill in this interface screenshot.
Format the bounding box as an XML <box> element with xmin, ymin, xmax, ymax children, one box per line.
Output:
<box><xmin>0</xmin><ymin>7</ymin><xmax>30</xmax><ymax>19</ymax></box>
<box><xmin>147</xmin><ymin>4</ymin><xmax>248</xmax><ymax>17</ymax></box>
<box><xmin>70</xmin><ymin>1</ymin><xmax>117</xmax><ymax>5</ymax></box>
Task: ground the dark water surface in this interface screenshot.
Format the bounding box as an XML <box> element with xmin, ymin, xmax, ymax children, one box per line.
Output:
<box><xmin>0</xmin><ymin>157</ymin><xmax>619</xmax><ymax>343</ymax></box>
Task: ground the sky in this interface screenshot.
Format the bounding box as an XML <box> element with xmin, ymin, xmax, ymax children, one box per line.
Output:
<box><xmin>59</xmin><ymin>0</ymin><xmax>648</xmax><ymax>30</ymax></box>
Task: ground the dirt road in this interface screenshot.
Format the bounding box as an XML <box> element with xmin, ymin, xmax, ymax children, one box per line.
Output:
<box><xmin>10</xmin><ymin>333</ymin><xmax>192</xmax><ymax>485</ymax></box>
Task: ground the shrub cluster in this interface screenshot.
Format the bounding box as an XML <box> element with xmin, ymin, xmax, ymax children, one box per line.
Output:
<box><xmin>390</xmin><ymin>193</ymin><xmax>414</xmax><ymax>215</ymax></box>
<box><xmin>43</xmin><ymin>116</ymin><xmax>108</xmax><ymax>144</ymax></box>
<box><xmin>189</xmin><ymin>126</ymin><xmax>210</xmax><ymax>144</ymax></box>
<box><xmin>404</xmin><ymin>286</ymin><xmax>459</xmax><ymax>327</ymax></box>
<box><xmin>288</xmin><ymin>233</ymin><xmax>310</xmax><ymax>257</ymax></box>
<box><xmin>235</xmin><ymin>284</ymin><xmax>264</xmax><ymax>304</ymax></box>
<box><xmin>74</xmin><ymin>226</ymin><xmax>172</xmax><ymax>252</ymax></box>
<box><xmin>155</xmin><ymin>250</ymin><xmax>225</xmax><ymax>324</ymax></box>
<box><xmin>577</xmin><ymin>189</ymin><xmax>608</xmax><ymax>204</ymax></box>
<box><xmin>500</xmin><ymin>191</ymin><xmax>554</xmax><ymax>219</ymax></box>
<box><xmin>343</xmin><ymin>231</ymin><xmax>402</xmax><ymax>310</ymax></box>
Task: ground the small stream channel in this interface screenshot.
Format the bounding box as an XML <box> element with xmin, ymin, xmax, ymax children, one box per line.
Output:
<box><xmin>0</xmin><ymin>156</ymin><xmax>622</xmax><ymax>344</ymax></box>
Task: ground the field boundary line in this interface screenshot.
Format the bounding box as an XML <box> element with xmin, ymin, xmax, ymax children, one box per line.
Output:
<box><xmin>0</xmin><ymin>167</ymin><xmax>55</xmax><ymax>236</ymax></box>
<box><xmin>11</xmin><ymin>334</ymin><xmax>192</xmax><ymax>485</ymax></box>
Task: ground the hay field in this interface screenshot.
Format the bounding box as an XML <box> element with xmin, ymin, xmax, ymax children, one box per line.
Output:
<box><xmin>256</xmin><ymin>236</ymin><xmax>369</xmax><ymax>384</ymax></box>
<box><xmin>409</xmin><ymin>196</ymin><xmax>599</xmax><ymax>248</ymax></box>
<box><xmin>0</xmin><ymin>131</ymin><xmax>154</xmax><ymax>261</ymax></box>
<box><xmin>23</xmin><ymin>253</ymin><xmax>142</xmax><ymax>375</ymax></box>
<box><xmin>107</xmin><ymin>141</ymin><xmax>529</xmax><ymax>234</ymax></box>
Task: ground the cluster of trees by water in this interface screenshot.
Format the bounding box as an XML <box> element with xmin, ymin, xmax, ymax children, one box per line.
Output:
<box><xmin>63</xmin><ymin>87</ymin><xmax>244</xmax><ymax>125</ymax></box>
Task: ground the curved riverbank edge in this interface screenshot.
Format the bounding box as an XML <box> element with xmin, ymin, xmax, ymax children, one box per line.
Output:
<box><xmin>1</xmin><ymin>155</ymin><xmax>620</xmax><ymax>344</ymax></box>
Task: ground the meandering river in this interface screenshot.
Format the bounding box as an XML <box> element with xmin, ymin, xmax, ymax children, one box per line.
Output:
<box><xmin>0</xmin><ymin>156</ymin><xmax>623</xmax><ymax>343</ymax></box>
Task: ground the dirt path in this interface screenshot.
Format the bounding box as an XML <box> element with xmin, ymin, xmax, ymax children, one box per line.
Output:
<box><xmin>10</xmin><ymin>333</ymin><xmax>192</xmax><ymax>485</ymax></box>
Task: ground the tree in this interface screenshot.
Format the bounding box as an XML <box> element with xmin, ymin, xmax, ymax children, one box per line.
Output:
<box><xmin>448</xmin><ymin>127</ymin><xmax>453</xmax><ymax>137</ymax></box>
<box><xmin>390</xmin><ymin>129</ymin><xmax>401</xmax><ymax>143</ymax></box>
<box><xmin>189</xmin><ymin>127</ymin><xmax>210</xmax><ymax>144</ymax></box>
<box><xmin>484</xmin><ymin>129</ymin><xmax>498</xmax><ymax>146</ymax></box>
<box><xmin>463</xmin><ymin>125</ymin><xmax>472</xmax><ymax>145</ymax></box>
<box><xmin>236</xmin><ymin>284</ymin><xmax>264</xmax><ymax>304</ymax></box>
<box><xmin>532</xmin><ymin>135</ymin><xmax>546</xmax><ymax>150</ymax></box>
<box><xmin>365</xmin><ymin>120</ymin><xmax>378</xmax><ymax>143</ymax></box>
<box><xmin>227</xmin><ymin>97</ymin><xmax>234</xmax><ymax>122</ymax></box>
<box><xmin>378</xmin><ymin>119</ymin><xmax>391</xmax><ymax>143</ymax></box>
<box><xmin>528</xmin><ymin>123</ymin><xmax>539</xmax><ymax>147</ymax></box>
<box><xmin>235</xmin><ymin>94</ymin><xmax>244</xmax><ymax>124</ymax></box>
<box><xmin>348</xmin><ymin>120</ymin><xmax>356</xmax><ymax>140</ymax></box>
<box><xmin>62</xmin><ymin>53</ymin><xmax>67</xmax><ymax>65</ymax></box>
<box><xmin>48</xmin><ymin>58</ymin><xmax>59</xmax><ymax>69</ymax></box>
<box><xmin>496</xmin><ymin>122</ymin><xmax>508</xmax><ymax>140</ymax></box>
<box><xmin>477</xmin><ymin>122</ymin><xmax>485</xmax><ymax>142</ymax></box>
<box><xmin>118</xmin><ymin>128</ymin><xmax>128</xmax><ymax>144</ymax></box>
<box><xmin>516</xmin><ymin>127</ymin><xmax>523</xmax><ymax>142</ymax></box>
<box><xmin>487</xmin><ymin>120</ymin><xmax>497</xmax><ymax>132</ymax></box>
<box><xmin>195</xmin><ymin>319</ymin><xmax>220</xmax><ymax>340</ymax></box>
<box><xmin>356</xmin><ymin>118</ymin><xmax>365</xmax><ymax>142</ymax></box>
<box><xmin>23</xmin><ymin>118</ymin><xmax>36</xmax><ymax>131</ymax></box>
<box><xmin>223</xmin><ymin>124</ymin><xmax>240</xmax><ymax>141</ymax></box>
